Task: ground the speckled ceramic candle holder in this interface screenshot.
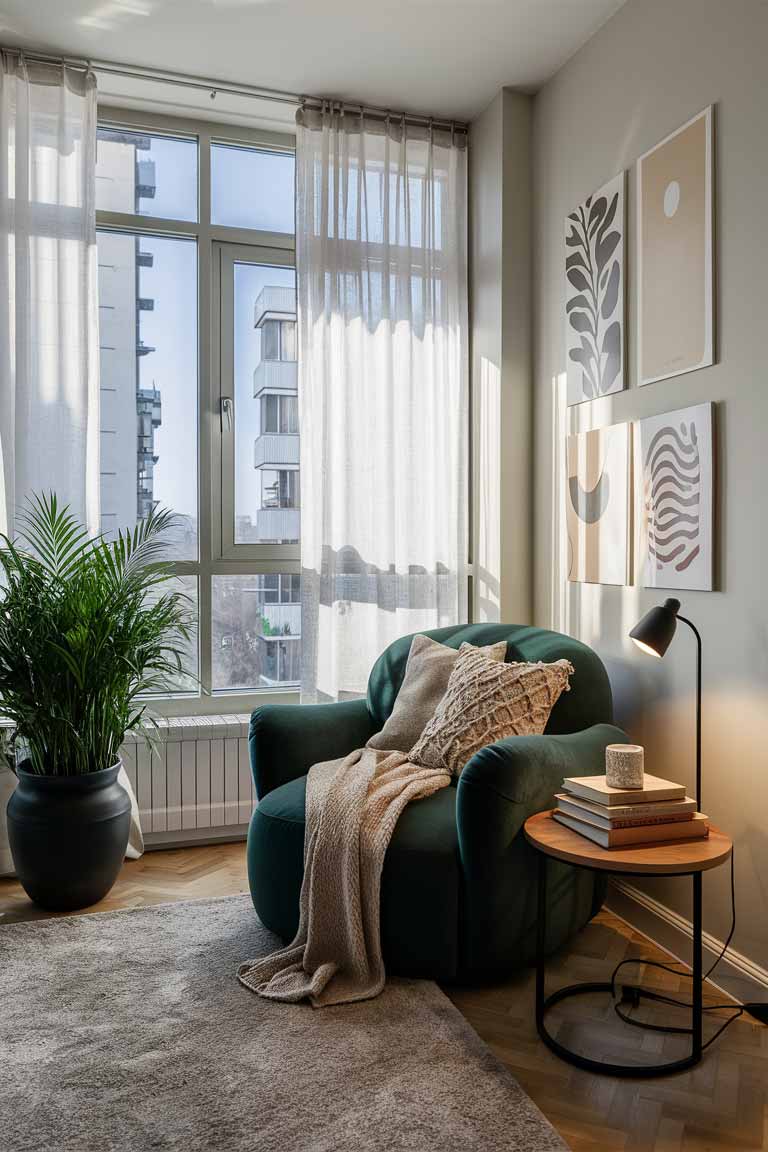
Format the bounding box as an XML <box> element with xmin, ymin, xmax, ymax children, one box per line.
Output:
<box><xmin>605</xmin><ymin>744</ymin><xmax>644</xmax><ymax>789</ymax></box>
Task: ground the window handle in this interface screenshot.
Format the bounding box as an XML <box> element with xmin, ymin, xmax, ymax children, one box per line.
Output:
<box><xmin>220</xmin><ymin>396</ymin><xmax>233</xmax><ymax>432</ymax></box>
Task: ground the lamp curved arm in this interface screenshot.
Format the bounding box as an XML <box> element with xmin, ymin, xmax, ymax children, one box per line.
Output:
<box><xmin>677</xmin><ymin>615</ymin><xmax>702</xmax><ymax>812</ymax></box>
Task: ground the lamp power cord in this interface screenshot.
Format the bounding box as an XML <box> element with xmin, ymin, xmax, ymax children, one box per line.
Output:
<box><xmin>609</xmin><ymin>847</ymin><xmax>768</xmax><ymax>1044</ymax></box>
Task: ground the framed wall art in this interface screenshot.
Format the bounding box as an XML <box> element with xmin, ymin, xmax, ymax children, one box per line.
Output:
<box><xmin>636</xmin><ymin>402</ymin><xmax>714</xmax><ymax>591</ymax></box>
<box><xmin>637</xmin><ymin>106</ymin><xmax>714</xmax><ymax>386</ymax></box>
<box><xmin>565</xmin><ymin>171</ymin><xmax>625</xmax><ymax>406</ymax></box>
<box><xmin>566</xmin><ymin>422</ymin><xmax>630</xmax><ymax>585</ymax></box>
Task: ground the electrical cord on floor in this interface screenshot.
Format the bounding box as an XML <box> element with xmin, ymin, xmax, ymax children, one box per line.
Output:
<box><xmin>607</xmin><ymin>848</ymin><xmax>766</xmax><ymax>1046</ymax></box>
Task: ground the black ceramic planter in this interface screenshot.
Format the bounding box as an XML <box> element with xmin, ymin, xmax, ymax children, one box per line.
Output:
<box><xmin>7</xmin><ymin>762</ymin><xmax>131</xmax><ymax>911</ymax></box>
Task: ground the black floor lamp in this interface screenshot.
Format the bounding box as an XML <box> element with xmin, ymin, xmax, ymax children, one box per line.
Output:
<box><xmin>629</xmin><ymin>597</ymin><xmax>702</xmax><ymax>811</ymax></box>
<box><xmin>629</xmin><ymin>597</ymin><xmax>768</xmax><ymax>1026</ymax></box>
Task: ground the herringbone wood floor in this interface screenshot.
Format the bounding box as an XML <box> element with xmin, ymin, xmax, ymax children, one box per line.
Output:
<box><xmin>1</xmin><ymin>842</ymin><xmax>766</xmax><ymax>1151</ymax></box>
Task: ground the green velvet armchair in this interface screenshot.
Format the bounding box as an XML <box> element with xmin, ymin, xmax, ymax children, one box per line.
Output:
<box><xmin>247</xmin><ymin>623</ymin><xmax>627</xmax><ymax>982</ymax></box>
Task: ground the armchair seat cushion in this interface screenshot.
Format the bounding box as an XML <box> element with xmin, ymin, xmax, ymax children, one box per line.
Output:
<box><xmin>249</xmin><ymin>773</ymin><xmax>461</xmax><ymax>980</ymax></box>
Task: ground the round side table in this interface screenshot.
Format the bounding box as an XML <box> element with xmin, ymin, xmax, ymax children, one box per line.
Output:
<box><xmin>524</xmin><ymin>810</ymin><xmax>733</xmax><ymax>1079</ymax></box>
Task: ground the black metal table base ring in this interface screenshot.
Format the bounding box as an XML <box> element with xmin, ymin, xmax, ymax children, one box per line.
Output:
<box><xmin>535</xmin><ymin>853</ymin><xmax>703</xmax><ymax>1078</ymax></box>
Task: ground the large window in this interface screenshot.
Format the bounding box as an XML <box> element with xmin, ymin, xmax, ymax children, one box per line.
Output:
<box><xmin>98</xmin><ymin>231</ymin><xmax>198</xmax><ymax>559</ymax></box>
<box><xmin>95</xmin><ymin>113</ymin><xmax>298</xmax><ymax>710</ymax></box>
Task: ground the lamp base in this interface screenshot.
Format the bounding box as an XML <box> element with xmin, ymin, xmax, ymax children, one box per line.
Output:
<box><xmin>744</xmin><ymin>1003</ymin><xmax>768</xmax><ymax>1025</ymax></box>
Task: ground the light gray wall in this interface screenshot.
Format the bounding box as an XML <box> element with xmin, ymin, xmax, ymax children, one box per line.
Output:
<box><xmin>532</xmin><ymin>0</ymin><xmax>768</xmax><ymax>974</ymax></box>
<box><xmin>470</xmin><ymin>89</ymin><xmax>533</xmax><ymax>625</ymax></box>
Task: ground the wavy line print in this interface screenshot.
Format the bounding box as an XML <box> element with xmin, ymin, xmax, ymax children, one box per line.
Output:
<box><xmin>650</xmin><ymin>463</ymin><xmax>701</xmax><ymax>487</ymax></box>
<box><xmin>651</xmin><ymin>542</ymin><xmax>687</xmax><ymax>564</ymax></box>
<box><xmin>655</xmin><ymin>511</ymin><xmax>698</xmax><ymax>526</ymax></box>
<box><xmin>676</xmin><ymin>544</ymin><xmax>701</xmax><ymax>572</ymax></box>
<box><xmin>647</xmin><ymin>440</ymin><xmax>700</xmax><ymax>476</ymax></box>
<box><xmin>646</xmin><ymin>422</ymin><xmax>698</xmax><ymax>464</ymax></box>
<box><xmin>649</xmin><ymin>526</ymin><xmax>700</xmax><ymax>544</ymax></box>
<box><xmin>644</xmin><ymin>420</ymin><xmax>701</xmax><ymax>574</ymax></box>
<box><xmin>647</xmin><ymin>487</ymin><xmax>700</xmax><ymax>508</ymax></box>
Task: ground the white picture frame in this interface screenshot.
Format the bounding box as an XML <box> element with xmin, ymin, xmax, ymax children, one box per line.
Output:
<box><xmin>565</xmin><ymin>171</ymin><xmax>626</xmax><ymax>406</ymax></box>
<box><xmin>566</xmin><ymin>422</ymin><xmax>630</xmax><ymax>586</ymax></box>
<box><xmin>637</xmin><ymin>106</ymin><xmax>714</xmax><ymax>387</ymax></box>
<box><xmin>635</xmin><ymin>402</ymin><xmax>714</xmax><ymax>591</ymax></box>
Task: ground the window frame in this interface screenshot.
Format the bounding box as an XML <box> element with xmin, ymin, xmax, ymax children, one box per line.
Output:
<box><xmin>97</xmin><ymin>105</ymin><xmax>300</xmax><ymax>715</ymax></box>
<box><xmin>213</xmin><ymin>240</ymin><xmax>299</xmax><ymax>562</ymax></box>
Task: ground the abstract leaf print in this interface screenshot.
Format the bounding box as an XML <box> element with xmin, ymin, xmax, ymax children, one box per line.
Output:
<box><xmin>565</xmin><ymin>172</ymin><xmax>625</xmax><ymax>406</ymax></box>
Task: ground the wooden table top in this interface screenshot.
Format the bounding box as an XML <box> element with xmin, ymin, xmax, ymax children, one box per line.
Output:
<box><xmin>524</xmin><ymin>810</ymin><xmax>732</xmax><ymax>875</ymax></box>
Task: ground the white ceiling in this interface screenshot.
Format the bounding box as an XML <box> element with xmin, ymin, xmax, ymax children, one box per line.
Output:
<box><xmin>1</xmin><ymin>0</ymin><xmax>626</xmax><ymax>123</ymax></box>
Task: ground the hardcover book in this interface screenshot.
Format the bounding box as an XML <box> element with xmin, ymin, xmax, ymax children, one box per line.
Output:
<box><xmin>554</xmin><ymin>793</ymin><xmax>696</xmax><ymax>829</ymax></box>
<box><xmin>561</xmin><ymin>773</ymin><xmax>686</xmax><ymax>806</ymax></box>
<box><xmin>554</xmin><ymin>792</ymin><xmax>696</xmax><ymax>820</ymax></box>
<box><xmin>552</xmin><ymin>810</ymin><xmax>709</xmax><ymax>849</ymax></box>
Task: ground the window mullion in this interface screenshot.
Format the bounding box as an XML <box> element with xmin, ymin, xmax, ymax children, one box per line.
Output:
<box><xmin>198</xmin><ymin>125</ymin><xmax>214</xmax><ymax>695</ymax></box>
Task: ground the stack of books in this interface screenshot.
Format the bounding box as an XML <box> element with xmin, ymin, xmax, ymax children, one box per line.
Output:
<box><xmin>553</xmin><ymin>773</ymin><xmax>709</xmax><ymax>849</ymax></box>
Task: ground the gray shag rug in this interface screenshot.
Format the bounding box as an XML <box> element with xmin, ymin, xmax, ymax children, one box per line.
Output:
<box><xmin>0</xmin><ymin>895</ymin><xmax>566</xmax><ymax>1152</ymax></box>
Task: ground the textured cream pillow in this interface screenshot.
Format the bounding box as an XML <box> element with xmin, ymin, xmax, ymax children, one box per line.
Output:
<box><xmin>409</xmin><ymin>646</ymin><xmax>573</xmax><ymax>777</ymax></box>
<box><xmin>367</xmin><ymin>635</ymin><xmax>507</xmax><ymax>754</ymax></box>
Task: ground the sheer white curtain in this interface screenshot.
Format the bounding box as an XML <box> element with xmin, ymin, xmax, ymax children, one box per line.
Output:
<box><xmin>0</xmin><ymin>53</ymin><xmax>99</xmax><ymax>537</ymax></box>
<box><xmin>296</xmin><ymin>104</ymin><xmax>468</xmax><ymax>701</ymax></box>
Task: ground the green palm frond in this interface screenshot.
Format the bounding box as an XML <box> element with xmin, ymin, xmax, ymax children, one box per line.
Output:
<box><xmin>0</xmin><ymin>492</ymin><xmax>195</xmax><ymax>776</ymax></box>
<box><xmin>15</xmin><ymin>491</ymin><xmax>94</xmax><ymax>581</ymax></box>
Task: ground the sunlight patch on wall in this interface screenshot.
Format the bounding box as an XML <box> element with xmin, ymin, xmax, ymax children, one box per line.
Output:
<box><xmin>550</xmin><ymin>371</ymin><xmax>567</xmax><ymax>633</ymax></box>
<box><xmin>475</xmin><ymin>355</ymin><xmax>500</xmax><ymax>622</ymax></box>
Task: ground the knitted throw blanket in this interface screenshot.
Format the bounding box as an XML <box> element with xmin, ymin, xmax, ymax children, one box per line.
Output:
<box><xmin>237</xmin><ymin>748</ymin><xmax>450</xmax><ymax>1007</ymax></box>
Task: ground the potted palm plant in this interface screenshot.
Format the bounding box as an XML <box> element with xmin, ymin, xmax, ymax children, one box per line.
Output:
<box><xmin>0</xmin><ymin>494</ymin><xmax>193</xmax><ymax>911</ymax></box>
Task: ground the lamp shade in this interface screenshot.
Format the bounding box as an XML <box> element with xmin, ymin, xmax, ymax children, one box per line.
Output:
<box><xmin>629</xmin><ymin>598</ymin><xmax>681</xmax><ymax>658</ymax></box>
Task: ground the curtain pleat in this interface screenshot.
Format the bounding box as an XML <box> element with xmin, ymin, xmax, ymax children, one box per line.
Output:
<box><xmin>0</xmin><ymin>54</ymin><xmax>99</xmax><ymax>537</ymax></box>
<box><xmin>296</xmin><ymin>105</ymin><xmax>468</xmax><ymax>702</ymax></box>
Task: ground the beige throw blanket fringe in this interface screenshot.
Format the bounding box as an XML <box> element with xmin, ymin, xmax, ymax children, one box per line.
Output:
<box><xmin>237</xmin><ymin>748</ymin><xmax>450</xmax><ymax>1007</ymax></box>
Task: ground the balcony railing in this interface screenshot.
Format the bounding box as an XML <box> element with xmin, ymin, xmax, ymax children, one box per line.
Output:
<box><xmin>254</xmin><ymin>507</ymin><xmax>300</xmax><ymax>543</ymax></box>
<box><xmin>254</xmin><ymin>433</ymin><xmax>299</xmax><ymax>469</ymax></box>
<box><xmin>254</xmin><ymin>286</ymin><xmax>296</xmax><ymax>328</ymax></box>
<box><xmin>253</xmin><ymin>360</ymin><xmax>297</xmax><ymax>397</ymax></box>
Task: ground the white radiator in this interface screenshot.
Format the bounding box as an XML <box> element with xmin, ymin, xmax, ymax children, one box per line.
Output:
<box><xmin>120</xmin><ymin>715</ymin><xmax>256</xmax><ymax>848</ymax></box>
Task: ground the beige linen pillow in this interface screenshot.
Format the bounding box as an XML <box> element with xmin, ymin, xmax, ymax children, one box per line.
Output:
<box><xmin>409</xmin><ymin>645</ymin><xmax>573</xmax><ymax>777</ymax></box>
<box><xmin>367</xmin><ymin>635</ymin><xmax>507</xmax><ymax>754</ymax></box>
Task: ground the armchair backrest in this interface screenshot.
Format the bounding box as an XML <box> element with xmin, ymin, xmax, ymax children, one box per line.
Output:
<box><xmin>366</xmin><ymin>624</ymin><xmax>612</xmax><ymax>736</ymax></box>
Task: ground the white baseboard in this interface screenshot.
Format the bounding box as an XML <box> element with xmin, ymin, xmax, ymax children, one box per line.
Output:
<box><xmin>606</xmin><ymin>878</ymin><xmax>768</xmax><ymax>1005</ymax></box>
<box><xmin>143</xmin><ymin>826</ymin><xmax>248</xmax><ymax>850</ymax></box>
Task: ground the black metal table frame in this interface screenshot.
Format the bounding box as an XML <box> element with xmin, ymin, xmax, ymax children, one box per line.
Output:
<box><xmin>535</xmin><ymin>851</ymin><xmax>703</xmax><ymax>1078</ymax></box>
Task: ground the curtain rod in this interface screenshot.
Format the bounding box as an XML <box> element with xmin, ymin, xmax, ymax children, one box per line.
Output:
<box><xmin>298</xmin><ymin>98</ymin><xmax>467</xmax><ymax>133</ymax></box>
<box><xmin>0</xmin><ymin>46</ymin><xmax>468</xmax><ymax>132</ymax></box>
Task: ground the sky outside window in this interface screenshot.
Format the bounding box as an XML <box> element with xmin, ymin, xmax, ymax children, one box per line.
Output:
<box><xmin>96</xmin><ymin>129</ymin><xmax>198</xmax><ymax>221</ymax></box>
<box><xmin>212</xmin><ymin>144</ymin><xmax>295</xmax><ymax>232</ymax></box>
<box><xmin>137</xmin><ymin>235</ymin><xmax>198</xmax><ymax>539</ymax></box>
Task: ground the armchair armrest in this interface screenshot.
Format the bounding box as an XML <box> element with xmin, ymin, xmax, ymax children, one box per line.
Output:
<box><xmin>456</xmin><ymin>723</ymin><xmax>628</xmax><ymax>856</ymax></box>
<box><xmin>455</xmin><ymin>723</ymin><xmax>628</xmax><ymax>974</ymax></box>
<box><xmin>249</xmin><ymin>699</ymin><xmax>378</xmax><ymax>799</ymax></box>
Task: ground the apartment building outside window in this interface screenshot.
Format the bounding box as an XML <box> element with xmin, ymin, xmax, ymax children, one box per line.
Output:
<box><xmin>260</xmin><ymin>394</ymin><xmax>298</xmax><ymax>435</ymax></box>
<box><xmin>95</xmin><ymin>110</ymin><xmax>298</xmax><ymax>711</ymax></box>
